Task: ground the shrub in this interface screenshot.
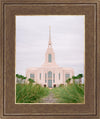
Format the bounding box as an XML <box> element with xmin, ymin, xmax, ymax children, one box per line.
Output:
<box><xmin>59</xmin><ymin>84</ymin><xmax>64</xmax><ymax>87</ymax></box>
<box><xmin>35</xmin><ymin>84</ymin><xmax>41</xmax><ymax>87</ymax></box>
<box><xmin>16</xmin><ymin>84</ymin><xmax>49</xmax><ymax>103</ymax></box>
<box><xmin>52</xmin><ymin>84</ymin><xmax>84</xmax><ymax>103</ymax></box>
<box><xmin>28</xmin><ymin>78</ymin><xmax>35</xmax><ymax>84</ymax></box>
<box><xmin>66</xmin><ymin>78</ymin><xmax>71</xmax><ymax>84</ymax></box>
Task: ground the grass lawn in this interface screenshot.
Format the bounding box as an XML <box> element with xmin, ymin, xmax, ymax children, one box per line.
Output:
<box><xmin>51</xmin><ymin>84</ymin><xmax>84</xmax><ymax>103</ymax></box>
<box><xmin>16</xmin><ymin>83</ymin><xmax>50</xmax><ymax>103</ymax></box>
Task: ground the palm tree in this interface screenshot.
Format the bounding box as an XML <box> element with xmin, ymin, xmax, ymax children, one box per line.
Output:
<box><xmin>20</xmin><ymin>75</ymin><xmax>27</xmax><ymax>83</ymax></box>
<box><xmin>72</xmin><ymin>76</ymin><xmax>77</xmax><ymax>84</ymax></box>
<box><xmin>23</xmin><ymin>76</ymin><xmax>27</xmax><ymax>80</ymax></box>
<box><xmin>23</xmin><ymin>76</ymin><xmax>26</xmax><ymax>82</ymax></box>
<box><xmin>16</xmin><ymin>74</ymin><xmax>27</xmax><ymax>84</ymax></box>
<box><xmin>16</xmin><ymin>74</ymin><xmax>19</xmax><ymax>83</ymax></box>
<box><xmin>23</xmin><ymin>76</ymin><xmax>27</xmax><ymax>83</ymax></box>
<box><xmin>20</xmin><ymin>75</ymin><xmax>24</xmax><ymax>80</ymax></box>
<box><xmin>18</xmin><ymin>75</ymin><xmax>22</xmax><ymax>83</ymax></box>
<box><xmin>28</xmin><ymin>78</ymin><xmax>35</xmax><ymax>84</ymax></box>
<box><xmin>77</xmin><ymin>74</ymin><xmax>83</xmax><ymax>84</ymax></box>
<box><xmin>66</xmin><ymin>78</ymin><xmax>71</xmax><ymax>85</ymax></box>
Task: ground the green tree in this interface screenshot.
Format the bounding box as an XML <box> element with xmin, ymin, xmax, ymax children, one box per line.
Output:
<box><xmin>77</xmin><ymin>74</ymin><xmax>83</xmax><ymax>84</ymax></box>
<box><xmin>18</xmin><ymin>75</ymin><xmax>22</xmax><ymax>83</ymax></box>
<box><xmin>66</xmin><ymin>78</ymin><xmax>71</xmax><ymax>84</ymax></box>
<box><xmin>28</xmin><ymin>78</ymin><xmax>35</xmax><ymax>84</ymax></box>
<box><xmin>16</xmin><ymin>74</ymin><xmax>27</xmax><ymax>84</ymax></box>
<box><xmin>20</xmin><ymin>75</ymin><xmax>27</xmax><ymax>83</ymax></box>
<box><xmin>20</xmin><ymin>75</ymin><xmax>24</xmax><ymax>80</ymax></box>
<box><xmin>72</xmin><ymin>76</ymin><xmax>77</xmax><ymax>84</ymax></box>
<box><xmin>16</xmin><ymin>74</ymin><xmax>19</xmax><ymax>83</ymax></box>
<box><xmin>23</xmin><ymin>76</ymin><xmax>27</xmax><ymax>80</ymax></box>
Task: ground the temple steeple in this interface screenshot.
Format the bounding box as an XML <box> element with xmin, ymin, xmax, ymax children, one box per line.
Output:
<box><xmin>41</xmin><ymin>26</ymin><xmax>58</xmax><ymax>67</ymax></box>
<box><xmin>48</xmin><ymin>26</ymin><xmax>52</xmax><ymax>48</ymax></box>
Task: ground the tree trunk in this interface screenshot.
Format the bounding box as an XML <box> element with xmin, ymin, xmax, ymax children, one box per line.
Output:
<box><xmin>79</xmin><ymin>78</ymin><xmax>82</xmax><ymax>84</ymax></box>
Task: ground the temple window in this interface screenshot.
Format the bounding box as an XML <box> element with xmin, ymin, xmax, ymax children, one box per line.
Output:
<box><xmin>45</xmin><ymin>79</ymin><xmax>47</xmax><ymax>83</ymax></box>
<box><xmin>53</xmin><ymin>74</ymin><xmax>55</xmax><ymax>83</ymax></box>
<box><xmin>45</xmin><ymin>73</ymin><xmax>47</xmax><ymax>80</ymax></box>
<box><xmin>30</xmin><ymin>74</ymin><xmax>35</xmax><ymax>79</ymax></box>
<box><xmin>48</xmin><ymin>71</ymin><xmax>52</xmax><ymax>78</ymax></box>
<box><xmin>40</xmin><ymin>73</ymin><xmax>41</xmax><ymax>80</ymax></box>
<box><xmin>53</xmin><ymin>74</ymin><xmax>55</xmax><ymax>80</ymax></box>
<box><xmin>48</xmin><ymin>54</ymin><xmax>52</xmax><ymax>62</ymax></box>
<box><xmin>59</xmin><ymin>73</ymin><xmax>60</xmax><ymax>80</ymax></box>
<box><xmin>45</xmin><ymin>73</ymin><xmax>47</xmax><ymax>83</ymax></box>
<box><xmin>65</xmin><ymin>74</ymin><xmax>70</xmax><ymax>80</ymax></box>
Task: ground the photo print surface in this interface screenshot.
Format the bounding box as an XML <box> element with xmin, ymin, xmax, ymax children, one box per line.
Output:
<box><xmin>16</xmin><ymin>16</ymin><xmax>85</xmax><ymax>104</ymax></box>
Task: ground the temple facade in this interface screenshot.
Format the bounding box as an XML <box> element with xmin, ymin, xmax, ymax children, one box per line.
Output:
<box><xmin>26</xmin><ymin>27</ymin><xmax>74</xmax><ymax>88</ymax></box>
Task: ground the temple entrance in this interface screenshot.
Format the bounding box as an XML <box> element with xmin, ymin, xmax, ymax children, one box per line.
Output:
<box><xmin>48</xmin><ymin>80</ymin><xmax>52</xmax><ymax>88</ymax></box>
<box><xmin>48</xmin><ymin>71</ymin><xmax>52</xmax><ymax>88</ymax></box>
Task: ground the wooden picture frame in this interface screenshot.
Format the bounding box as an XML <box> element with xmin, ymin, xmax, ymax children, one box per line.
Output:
<box><xmin>0</xmin><ymin>0</ymin><xmax>100</xmax><ymax>119</ymax></box>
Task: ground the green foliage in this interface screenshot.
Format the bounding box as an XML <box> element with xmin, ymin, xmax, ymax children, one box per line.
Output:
<box><xmin>35</xmin><ymin>84</ymin><xmax>42</xmax><ymax>87</ymax></box>
<box><xmin>28</xmin><ymin>78</ymin><xmax>35</xmax><ymax>84</ymax></box>
<box><xmin>72</xmin><ymin>74</ymin><xmax>83</xmax><ymax>84</ymax></box>
<box><xmin>52</xmin><ymin>84</ymin><xmax>84</xmax><ymax>103</ymax></box>
<box><xmin>59</xmin><ymin>84</ymin><xmax>64</xmax><ymax>87</ymax></box>
<box><xmin>72</xmin><ymin>76</ymin><xmax>77</xmax><ymax>84</ymax></box>
<box><xmin>16</xmin><ymin>74</ymin><xmax>26</xmax><ymax>80</ymax></box>
<box><xmin>16</xmin><ymin>74</ymin><xmax>27</xmax><ymax>84</ymax></box>
<box><xmin>72</xmin><ymin>76</ymin><xmax>77</xmax><ymax>79</ymax></box>
<box><xmin>77</xmin><ymin>74</ymin><xmax>83</xmax><ymax>79</ymax></box>
<box><xmin>66</xmin><ymin>78</ymin><xmax>71</xmax><ymax>84</ymax></box>
<box><xmin>72</xmin><ymin>74</ymin><xmax>83</xmax><ymax>79</ymax></box>
<box><xmin>16</xmin><ymin>74</ymin><xmax>19</xmax><ymax>77</ymax></box>
<box><xmin>16</xmin><ymin>84</ymin><xmax>49</xmax><ymax>103</ymax></box>
<box><xmin>77</xmin><ymin>74</ymin><xmax>83</xmax><ymax>84</ymax></box>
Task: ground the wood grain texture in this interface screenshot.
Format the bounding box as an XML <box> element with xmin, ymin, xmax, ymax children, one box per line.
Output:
<box><xmin>0</xmin><ymin>0</ymin><xmax>99</xmax><ymax>3</ymax></box>
<box><xmin>97</xmin><ymin>1</ymin><xmax>100</xmax><ymax>118</ymax></box>
<box><xmin>0</xmin><ymin>0</ymin><xmax>3</xmax><ymax>118</ymax></box>
<box><xmin>0</xmin><ymin>0</ymin><xmax>100</xmax><ymax>119</ymax></box>
<box><xmin>4</xmin><ymin>3</ymin><xmax>96</xmax><ymax>115</ymax></box>
<box><xmin>1</xmin><ymin>116</ymin><xmax>100</xmax><ymax>119</ymax></box>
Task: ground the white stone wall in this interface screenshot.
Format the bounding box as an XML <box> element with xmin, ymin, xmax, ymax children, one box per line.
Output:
<box><xmin>26</xmin><ymin>67</ymin><xmax>74</xmax><ymax>88</ymax></box>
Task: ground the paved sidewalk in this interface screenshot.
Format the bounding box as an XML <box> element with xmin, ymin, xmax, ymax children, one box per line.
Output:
<box><xmin>39</xmin><ymin>91</ymin><xmax>59</xmax><ymax>103</ymax></box>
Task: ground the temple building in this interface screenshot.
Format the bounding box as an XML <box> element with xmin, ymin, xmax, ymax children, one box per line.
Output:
<box><xmin>26</xmin><ymin>27</ymin><xmax>74</xmax><ymax>88</ymax></box>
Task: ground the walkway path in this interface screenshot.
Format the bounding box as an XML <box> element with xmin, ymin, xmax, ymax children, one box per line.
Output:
<box><xmin>39</xmin><ymin>91</ymin><xmax>59</xmax><ymax>103</ymax></box>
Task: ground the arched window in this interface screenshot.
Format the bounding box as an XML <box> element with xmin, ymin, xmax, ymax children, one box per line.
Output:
<box><xmin>48</xmin><ymin>54</ymin><xmax>52</xmax><ymax>62</ymax></box>
<box><xmin>48</xmin><ymin>71</ymin><xmax>52</xmax><ymax>78</ymax></box>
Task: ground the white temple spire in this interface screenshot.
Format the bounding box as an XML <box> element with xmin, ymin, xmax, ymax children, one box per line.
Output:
<box><xmin>48</xmin><ymin>26</ymin><xmax>52</xmax><ymax>47</ymax></box>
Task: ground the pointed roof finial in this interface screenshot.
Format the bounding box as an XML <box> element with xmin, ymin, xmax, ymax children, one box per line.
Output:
<box><xmin>48</xmin><ymin>26</ymin><xmax>52</xmax><ymax>47</ymax></box>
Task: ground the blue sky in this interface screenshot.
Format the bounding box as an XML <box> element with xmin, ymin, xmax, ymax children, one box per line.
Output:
<box><xmin>16</xmin><ymin>16</ymin><xmax>85</xmax><ymax>81</ymax></box>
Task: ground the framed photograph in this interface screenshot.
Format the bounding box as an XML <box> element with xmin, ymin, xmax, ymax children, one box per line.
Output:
<box><xmin>16</xmin><ymin>15</ymin><xmax>85</xmax><ymax>104</ymax></box>
<box><xmin>0</xmin><ymin>0</ymin><xmax>100</xmax><ymax>119</ymax></box>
